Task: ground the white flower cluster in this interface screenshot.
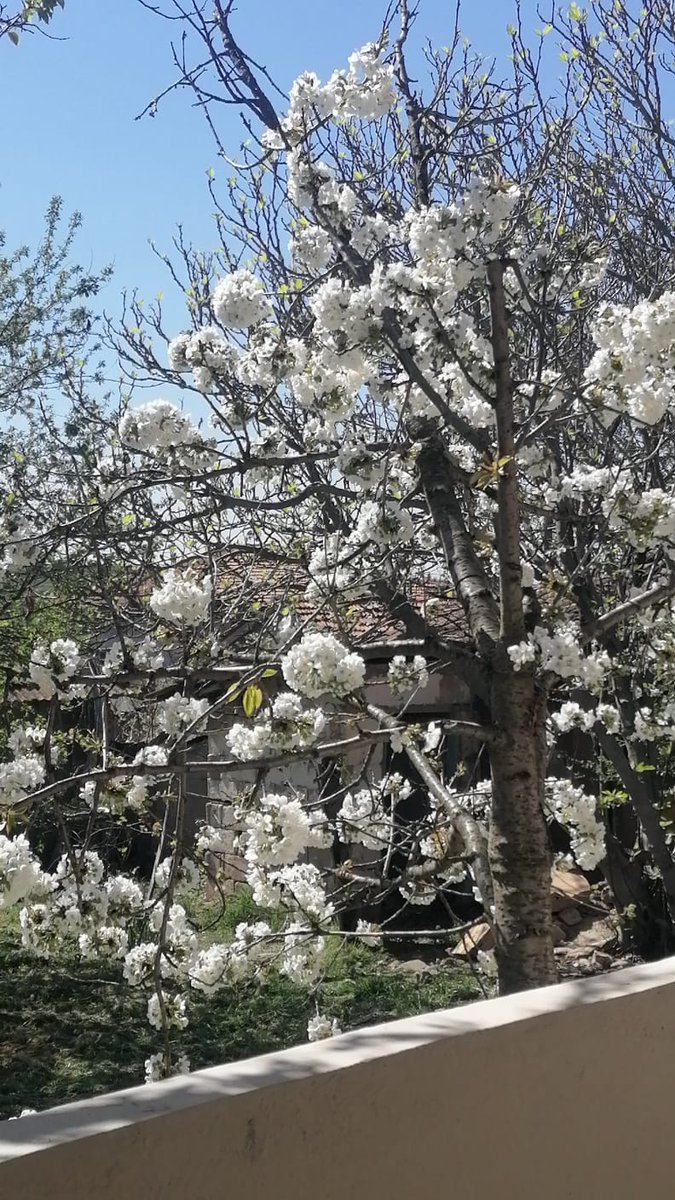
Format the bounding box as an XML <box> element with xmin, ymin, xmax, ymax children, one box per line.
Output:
<box><xmin>387</xmin><ymin>655</ymin><xmax>429</xmax><ymax>696</ymax></box>
<box><xmin>147</xmin><ymin>991</ymin><xmax>189</xmax><ymax>1031</ymax></box>
<box><xmin>306</xmin><ymin>535</ymin><xmax>368</xmax><ymax>602</ymax></box>
<box><xmin>133</xmin><ymin>637</ymin><xmax>165</xmax><ymax>671</ymax></box>
<box><xmin>195</xmin><ymin>823</ymin><xmax>229</xmax><ymax>856</ymax></box>
<box><xmin>0</xmin><ymin>515</ymin><xmax>39</xmax><ymax>576</ymax></box>
<box><xmin>270</xmin><ymin>42</ymin><xmax>395</xmax><ymax>144</ymax></box>
<box><xmin>399</xmin><ymin>879</ymin><xmax>438</xmax><ymax>906</ymax></box>
<box><xmin>144</xmin><ymin>1052</ymin><xmax>190</xmax><ymax>1084</ymax></box>
<box><xmin>123</xmin><ymin>941</ymin><xmax>160</xmax><ymax>986</ymax></box>
<box><xmin>212</xmin><ymin>269</ymin><xmax>272</xmax><ymax>329</ymax></box>
<box><xmin>337</xmin><ymin>442</ymin><xmax>385</xmax><ymax>491</ymax></box>
<box><xmin>149</xmin><ymin>569</ymin><xmax>212</xmax><ymax>625</ymax></box>
<box><xmin>406</xmin><ymin>178</ymin><xmax>520</xmax><ymax>262</ymax></box>
<box><xmin>556</xmin><ymin>465</ymin><xmax>613</xmax><ymax>500</ymax></box>
<box><xmin>275</xmin><ymin>920</ymin><xmax>324</xmax><ymax>984</ymax></box>
<box><xmin>190</xmin><ymin>920</ymin><xmax>272</xmax><ymax>995</ymax></box>
<box><xmin>9</xmin><ymin>724</ymin><xmax>61</xmax><ymax>764</ymax></box>
<box><xmin>546</xmin><ymin>778</ymin><xmax>605</xmax><ymax>870</ymax></box>
<box><xmin>0</xmin><ymin>754</ymin><xmax>46</xmax><ymax>808</ymax></box>
<box><xmin>307</xmin><ymin>1013</ymin><xmax>342</xmax><ymax>1042</ymax></box>
<box><xmin>28</xmin><ymin>638</ymin><xmax>81</xmax><ymax>700</ymax></box>
<box><xmin>20</xmin><ymin>851</ymin><xmax>145</xmax><ymax>960</ymax></box>
<box><xmin>226</xmin><ymin>692</ymin><xmax>327</xmax><ymax>761</ymax></box>
<box><xmin>240</xmin><ymin>792</ymin><xmax>331</xmax><ymax>869</ymax></box>
<box><xmin>551</xmin><ymin>701</ymin><xmax>620</xmax><ymax>736</ymax></box>
<box><xmin>0</xmin><ymin>832</ymin><xmax>45</xmax><ymax>907</ymax></box>
<box><xmin>416</xmin><ymin>824</ymin><xmax>466</xmax><ymax>887</ymax></box>
<box><xmin>273</xmin><ymin>862</ymin><xmax>333</xmax><ymax>921</ymax></box>
<box><xmin>551</xmin><ymin>701</ymin><xmax>597</xmax><ymax>734</ymax></box>
<box><xmin>133</xmin><ymin>744</ymin><xmax>169</xmax><ymax>767</ymax></box>
<box><xmin>289</xmin><ymin>222</ymin><xmax>334</xmax><ymax>272</ymax></box>
<box><xmin>506</xmin><ymin>640</ymin><xmax>537</xmax><ymax>670</ymax></box>
<box><xmin>79</xmin><ymin>924</ymin><xmax>129</xmax><ymax>961</ymax></box>
<box><xmin>352</xmin><ymin>500</ymin><xmax>414</xmax><ymax>547</ymax></box>
<box><xmin>168</xmin><ymin>325</ymin><xmax>236</xmax><ymax>393</ymax></box>
<box><xmin>508</xmin><ymin>627</ymin><xmax>610</xmax><ymax>691</ymax></box>
<box><xmin>631</xmin><ymin>702</ymin><xmax>675</xmax><ymax>744</ymax></box>
<box><xmin>585</xmin><ymin>290</ymin><xmax>675</xmax><ymax>425</ymax></box>
<box><xmin>153</xmin><ymin>859</ymin><xmax>200</xmax><ymax>899</ymax></box>
<box><xmin>281</xmin><ymin>632</ymin><xmax>365</xmax><ymax>698</ymax></box>
<box><xmin>603</xmin><ymin>487</ymin><xmax>675</xmax><ymax>552</ymax></box>
<box><xmin>336</xmin><ymin>776</ymin><xmax>412</xmax><ymax>850</ymax></box>
<box><xmin>157</xmin><ymin>693</ymin><xmax>210</xmax><ymax>736</ymax></box>
<box><xmin>536</xmin><ymin>627</ymin><xmax>610</xmax><ymax>691</ymax></box>
<box><xmin>246</xmin><ymin>860</ymin><xmax>333</xmax><ymax>924</ymax></box>
<box><xmin>119</xmin><ymin>400</ymin><xmax>202</xmax><ymax>451</ymax></box>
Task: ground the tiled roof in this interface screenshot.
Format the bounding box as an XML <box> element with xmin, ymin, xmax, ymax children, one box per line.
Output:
<box><xmin>213</xmin><ymin>552</ymin><xmax>469</xmax><ymax>652</ymax></box>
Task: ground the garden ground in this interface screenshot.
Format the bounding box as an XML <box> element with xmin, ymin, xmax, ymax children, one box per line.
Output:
<box><xmin>0</xmin><ymin>897</ymin><xmax>479</xmax><ymax>1119</ymax></box>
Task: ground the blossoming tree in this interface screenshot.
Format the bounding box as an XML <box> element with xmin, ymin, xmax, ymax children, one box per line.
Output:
<box><xmin>4</xmin><ymin>0</ymin><xmax>675</xmax><ymax>1082</ymax></box>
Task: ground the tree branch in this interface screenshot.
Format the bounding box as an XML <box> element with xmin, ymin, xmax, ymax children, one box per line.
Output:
<box><xmin>367</xmin><ymin>702</ymin><xmax>494</xmax><ymax>914</ymax></box>
<box><xmin>487</xmin><ymin>257</ymin><xmax>526</xmax><ymax>644</ymax></box>
<box><xmin>581</xmin><ymin>576</ymin><xmax>675</xmax><ymax>644</ymax></box>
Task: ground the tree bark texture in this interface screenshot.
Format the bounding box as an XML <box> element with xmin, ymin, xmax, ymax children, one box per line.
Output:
<box><xmin>488</xmin><ymin>659</ymin><xmax>557</xmax><ymax>992</ymax></box>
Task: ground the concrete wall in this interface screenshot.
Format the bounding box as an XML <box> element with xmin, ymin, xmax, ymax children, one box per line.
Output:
<box><xmin>3</xmin><ymin>957</ymin><xmax>675</xmax><ymax>1199</ymax></box>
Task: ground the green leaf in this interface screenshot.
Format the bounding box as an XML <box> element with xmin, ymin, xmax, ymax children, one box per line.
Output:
<box><xmin>243</xmin><ymin>685</ymin><xmax>263</xmax><ymax>718</ymax></box>
<box><xmin>262</xmin><ymin>668</ymin><xmax>278</xmax><ymax>678</ymax></box>
<box><xmin>8</xmin><ymin>29</ymin><xmax>19</xmax><ymax>44</ymax></box>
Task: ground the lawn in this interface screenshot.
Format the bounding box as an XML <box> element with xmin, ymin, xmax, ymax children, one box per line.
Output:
<box><xmin>0</xmin><ymin>901</ymin><xmax>479</xmax><ymax>1120</ymax></box>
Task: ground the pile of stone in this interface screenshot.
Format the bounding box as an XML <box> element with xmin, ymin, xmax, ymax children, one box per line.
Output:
<box><xmin>449</xmin><ymin>866</ymin><xmax>624</xmax><ymax>976</ymax></box>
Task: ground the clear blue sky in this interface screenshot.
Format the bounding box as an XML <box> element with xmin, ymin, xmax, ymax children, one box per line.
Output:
<box><xmin>0</xmin><ymin>0</ymin><xmax>548</xmax><ymax>333</ymax></box>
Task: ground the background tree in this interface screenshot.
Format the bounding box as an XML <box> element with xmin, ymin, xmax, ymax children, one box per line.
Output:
<box><xmin>0</xmin><ymin>0</ymin><xmax>65</xmax><ymax>44</ymax></box>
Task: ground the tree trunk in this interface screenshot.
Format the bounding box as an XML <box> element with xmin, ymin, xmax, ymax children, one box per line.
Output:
<box><xmin>488</xmin><ymin>655</ymin><xmax>557</xmax><ymax>992</ymax></box>
<box><xmin>486</xmin><ymin>258</ymin><xmax>557</xmax><ymax>993</ymax></box>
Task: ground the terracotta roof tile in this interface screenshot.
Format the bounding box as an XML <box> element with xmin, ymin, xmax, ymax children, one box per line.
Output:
<box><xmin>213</xmin><ymin>553</ymin><xmax>468</xmax><ymax>650</ymax></box>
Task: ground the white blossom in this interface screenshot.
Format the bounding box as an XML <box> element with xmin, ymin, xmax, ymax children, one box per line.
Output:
<box><xmin>279</xmin><ymin>921</ymin><xmax>325</xmax><ymax>984</ymax></box>
<box><xmin>338</xmin><ymin>786</ymin><xmax>391</xmax><ymax>850</ymax></box>
<box><xmin>552</xmin><ymin>702</ymin><xmax>596</xmax><ymax>734</ymax></box>
<box><xmin>353</xmin><ymin>500</ymin><xmax>414</xmax><ymax>547</ymax></box>
<box><xmin>507</xmin><ymin>639</ymin><xmax>537</xmax><ymax>670</ymax></box>
<box><xmin>241</xmin><ymin>792</ymin><xmax>330</xmax><ymax>868</ymax></box>
<box><xmin>546</xmin><ymin>778</ymin><xmax>605</xmax><ymax>870</ymax></box>
<box><xmin>119</xmin><ymin>400</ymin><xmax>201</xmax><ymax>451</ymax></box>
<box><xmin>149</xmin><ymin>569</ymin><xmax>212</xmax><ymax>625</ymax></box>
<box><xmin>147</xmin><ymin>991</ymin><xmax>189</xmax><ymax>1031</ymax></box>
<box><xmin>157</xmin><ymin>693</ymin><xmax>210</xmax><ymax>736</ymax></box>
<box><xmin>307</xmin><ymin>1013</ymin><xmax>342</xmax><ymax>1042</ymax></box>
<box><xmin>281</xmin><ymin>632</ymin><xmax>365</xmax><ymax>698</ymax></box>
<box><xmin>0</xmin><ymin>833</ymin><xmax>45</xmax><ymax>907</ymax></box>
<box><xmin>387</xmin><ymin>655</ymin><xmax>429</xmax><ymax>696</ymax></box>
<box><xmin>212</xmin><ymin>269</ymin><xmax>272</xmax><ymax>328</ymax></box>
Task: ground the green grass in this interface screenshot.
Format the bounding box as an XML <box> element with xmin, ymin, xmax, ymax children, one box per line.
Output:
<box><xmin>0</xmin><ymin>904</ymin><xmax>478</xmax><ymax>1120</ymax></box>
